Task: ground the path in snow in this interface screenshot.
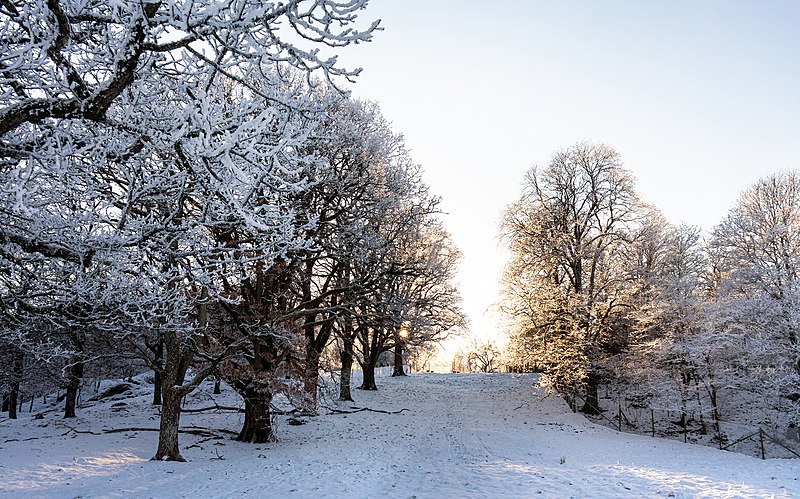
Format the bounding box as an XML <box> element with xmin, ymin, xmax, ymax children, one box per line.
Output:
<box><xmin>0</xmin><ymin>373</ymin><xmax>798</xmax><ymax>498</ymax></box>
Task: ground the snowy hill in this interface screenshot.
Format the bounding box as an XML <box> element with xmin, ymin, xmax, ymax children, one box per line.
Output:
<box><xmin>1</xmin><ymin>373</ymin><xmax>798</xmax><ymax>498</ymax></box>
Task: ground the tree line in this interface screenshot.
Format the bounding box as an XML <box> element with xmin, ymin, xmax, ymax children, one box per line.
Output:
<box><xmin>501</xmin><ymin>142</ymin><xmax>800</xmax><ymax>437</ymax></box>
<box><xmin>0</xmin><ymin>0</ymin><xmax>466</xmax><ymax>462</ymax></box>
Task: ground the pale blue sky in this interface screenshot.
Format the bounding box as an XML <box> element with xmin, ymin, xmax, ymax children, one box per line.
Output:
<box><xmin>338</xmin><ymin>0</ymin><xmax>800</xmax><ymax>343</ymax></box>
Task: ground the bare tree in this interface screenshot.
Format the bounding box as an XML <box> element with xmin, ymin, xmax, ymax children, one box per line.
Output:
<box><xmin>466</xmin><ymin>341</ymin><xmax>502</xmax><ymax>373</ymax></box>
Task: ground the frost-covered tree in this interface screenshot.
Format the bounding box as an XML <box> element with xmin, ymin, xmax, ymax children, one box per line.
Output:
<box><xmin>613</xmin><ymin>213</ymin><xmax>710</xmax><ymax>427</ymax></box>
<box><xmin>500</xmin><ymin>143</ymin><xmax>641</xmax><ymax>413</ymax></box>
<box><xmin>0</xmin><ymin>0</ymin><xmax>379</xmax><ymax>460</ymax></box>
<box><xmin>616</xmin><ymin>172</ymin><xmax>800</xmax><ymax>433</ymax></box>
<box><xmin>707</xmin><ymin>171</ymin><xmax>800</xmax><ymax>420</ymax></box>
<box><xmin>290</xmin><ymin>99</ymin><xmax>411</xmax><ymax>407</ymax></box>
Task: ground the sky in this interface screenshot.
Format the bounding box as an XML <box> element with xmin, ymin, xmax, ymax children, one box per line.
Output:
<box><xmin>335</xmin><ymin>0</ymin><xmax>800</xmax><ymax>348</ymax></box>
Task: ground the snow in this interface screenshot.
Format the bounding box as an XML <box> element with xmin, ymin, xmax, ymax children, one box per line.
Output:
<box><xmin>1</xmin><ymin>373</ymin><xmax>797</xmax><ymax>498</ymax></box>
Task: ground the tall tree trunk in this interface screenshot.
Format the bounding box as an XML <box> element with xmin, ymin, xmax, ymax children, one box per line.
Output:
<box><xmin>237</xmin><ymin>390</ymin><xmax>275</xmax><ymax>443</ymax></box>
<box><xmin>7</xmin><ymin>385</ymin><xmax>18</xmax><ymax>419</ymax></box>
<box><xmin>358</xmin><ymin>358</ymin><xmax>378</xmax><ymax>391</ymax></box>
<box><xmin>300</xmin><ymin>263</ymin><xmax>320</xmax><ymax>409</ymax></box>
<box><xmin>63</xmin><ymin>356</ymin><xmax>85</xmax><ymax>418</ymax></box>
<box><xmin>304</xmin><ymin>351</ymin><xmax>320</xmax><ymax>410</ymax></box>
<box><xmin>64</xmin><ymin>328</ymin><xmax>85</xmax><ymax>418</ymax></box>
<box><xmin>152</xmin><ymin>331</ymin><xmax>191</xmax><ymax>462</ymax></box>
<box><xmin>301</xmin><ymin>289</ymin><xmax>334</xmax><ymax>410</ymax></box>
<box><xmin>580</xmin><ymin>372</ymin><xmax>601</xmax><ymax>415</ymax></box>
<box><xmin>152</xmin><ymin>339</ymin><xmax>163</xmax><ymax>406</ymax></box>
<box><xmin>339</xmin><ymin>338</ymin><xmax>355</xmax><ymax>402</ymax></box>
<box><xmin>7</xmin><ymin>350</ymin><xmax>22</xmax><ymax>419</ymax></box>
<box><xmin>708</xmin><ymin>383</ymin><xmax>721</xmax><ymax>436</ymax></box>
<box><xmin>152</xmin><ymin>385</ymin><xmax>185</xmax><ymax>462</ymax></box>
<box><xmin>392</xmin><ymin>341</ymin><xmax>406</xmax><ymax>377</ymax></box>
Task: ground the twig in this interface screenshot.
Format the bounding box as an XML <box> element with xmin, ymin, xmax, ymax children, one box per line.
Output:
<box><xmin>186</xmin><ymin>435</ymin><xmax>224</xmax><ymax>449</ymax></box>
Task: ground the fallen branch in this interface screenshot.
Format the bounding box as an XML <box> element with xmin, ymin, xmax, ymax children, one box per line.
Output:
<box><xmin>181</xmin><ymin>404</ymin><xmax>243</xmax><ymax>413</ymax></box>
<box><xmin>181</xmin><ymin>404</ymin><xmax>299</xmax><ymax>416</ymax></box>
<box><xmin>186</xmin><ymin>435</ymin><xmax>224</xmax><ymax>449</ymax></box>
<box><xmin>322</xmin><ymin>405</ymin><xmax>410</xmax><ymax>415</ymax></box>
<box><xmin>102</xmin><ymin>427</ymin><xmax>218</xmax><ymax>437</ymax></box>
<box><xmin>60</xmin><ymin>423</ymin><xmax>101</xmax><ymax>436</ymax></box>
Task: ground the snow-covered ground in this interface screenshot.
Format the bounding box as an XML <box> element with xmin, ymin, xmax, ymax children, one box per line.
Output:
<box><xmin>1</xmin><ymin>373</ymin><xmax>798</xmax><ymax>498</ymax></box>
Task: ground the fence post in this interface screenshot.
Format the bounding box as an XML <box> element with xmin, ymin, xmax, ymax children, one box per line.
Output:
<box><xmin>618</xmin><ymin>401</ymin><xmax>622</xmax><ymax>431</ymax></box>
<box><xmin>759</xmin><ymin>428</ymin><xmax>766</xmax><ymax>460</ymax></box>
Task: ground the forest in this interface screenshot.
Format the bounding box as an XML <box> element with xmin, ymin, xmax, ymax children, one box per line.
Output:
<box><xmin>0</xmin><ymin>0</ymin><xmax>466</xmax><ymax>462</ymax></box>
<box><xmin>500</xmin><ymin>142</ymin><xmax>800</xmax><ymax>448</ymax></box>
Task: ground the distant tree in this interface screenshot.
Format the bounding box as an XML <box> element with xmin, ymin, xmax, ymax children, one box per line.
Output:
<box><xmin>389</xmin><ymin>220</ymin><xmax>467</xmax><ymax>377</ymax></box>
<box><xmin>466</xmin><ymin>341</ymin><xmax>502</xmax><ymax>373</ymax></box>
<box><xmin>355</xmin><ymin>215</ymin><xmax>464</xmax><ymax>390</ymax></box>
<box><xmin>450</xmin><ymin>350</ymin><xmax>468</xmax><ymax>373</ymax></box>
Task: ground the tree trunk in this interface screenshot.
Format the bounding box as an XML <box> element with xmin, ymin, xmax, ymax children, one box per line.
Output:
<box><xmin>392</xmin><ymin>341</ymin><xmax>406</xmax><ymax>377</ymax></box>
<box><xmin>339</xmin><ymin>339</ymin><xmax>355</xmax><ymax>402</ymax></box>
<box><xmin>237</xmin><ymin>391</ymin><xmax>275</xmax><ymax>443</ymax></box>
<box><xmin>7</xmin><ymin>350</ymin><xmax>22</xmax><ymax>419</ymax></box>
<box><xmin>303</xmin><ymin>346</ymin><xmax>321</xmax><ymax>410</ymax></box>
<box><xmin>302</xmin><ymin>311</ymin><xmax>333</xmax><ymax>410</ymax></box>
<box><xmin>152</xmin><ymin>339</ymin><xmax>163</xmax><ymax>406</ymax></box>
<box><xmin>152</xmin><ymin>385</ymin><xmax>185</xmax><ymax>462</ymax></box>
<box><xmin>152</xmin><ymin>330</ymin><xmax>191</xmax><ymax>462</ymax></box>
<box><xmin>63</xmin><ymin>356</ymin><xmax>85</xmax><ymax>418</ymax></box>
<box><xmin>358</xmin><ymin>359</ymin><xmax>378</xmax><ymax>391</ymax></box>
<box><xmin>709</xmin><ymin>384</ymin><xmax>722</xmax><ymax>435</ymax></box>
<box><xmin>63</xmin><ymin>328</ymin><xmax>85</xmax><ymax>418</ymax></box>
<box><xmin>152</xmin><ymin>370</ymin><xmax>162</xmax><ymax>406</ymax></box>
<box><xmin>213</xmin><ymin>376</ymin><xmax>221</xmax><ymax>395</ymax></box>
<box><xmin>580</xmin><ymin>372</ymin><xmax>602</xmax><ymax>415</ymax></box>
<box><xmin>7</xmin><ymin>386</ymin><xmax>18</xmax><ymax>419</ymax></box>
